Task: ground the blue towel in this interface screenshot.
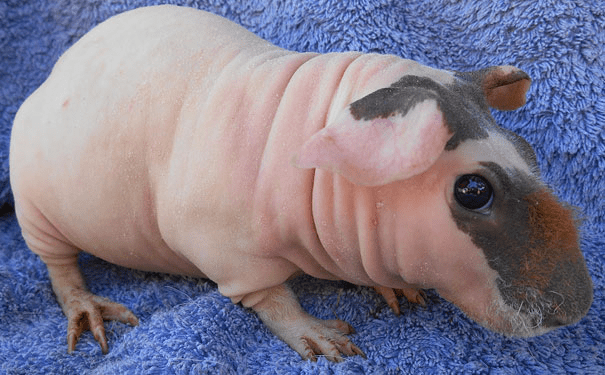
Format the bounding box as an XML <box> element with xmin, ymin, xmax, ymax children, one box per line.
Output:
<box><xmin>1</xmin><ymin>0</ymin><xmax>603</xmax><ymax>373</ymax></box>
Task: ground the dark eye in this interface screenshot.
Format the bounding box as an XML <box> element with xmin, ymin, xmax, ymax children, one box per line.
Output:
<box><xmin>454</xmin><ymin>174</ymin><xmax>494</xmax><ymax>211</ymax></box>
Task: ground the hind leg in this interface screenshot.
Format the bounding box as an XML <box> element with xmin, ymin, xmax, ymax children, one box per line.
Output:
<box><xmin>16</xmin><ymin>204</ymin><xmax>138</xmax><ymax>353</ymax></box>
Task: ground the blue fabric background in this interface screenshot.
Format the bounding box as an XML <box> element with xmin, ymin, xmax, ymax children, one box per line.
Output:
<box><xmin>1</xmin><ymin>0</ymin><xmax>603</xmax><ymax>373</ymax></box>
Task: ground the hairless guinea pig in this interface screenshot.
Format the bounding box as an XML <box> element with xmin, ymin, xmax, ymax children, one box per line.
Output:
<box><xmin>10</xmin><ymin>5</ymin><xmax>592</xmax><ymax>361</ymax></box>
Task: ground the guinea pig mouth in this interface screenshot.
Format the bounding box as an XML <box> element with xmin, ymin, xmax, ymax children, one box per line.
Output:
<box><xmin>484</xmin><ymin>287</ymin><xmax>565</xmax><ymax>337</ymax></box>
<box><xmin>476</xmin><ymin>280</ymin><xmax>592</xmax><ymax>337</ymax></box>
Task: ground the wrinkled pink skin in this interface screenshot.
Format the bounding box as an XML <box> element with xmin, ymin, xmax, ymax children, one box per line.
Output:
<box><xmin>11</xmin><ymin>6</ymin><xmax>536</xmax><ymax>361</ymax></box>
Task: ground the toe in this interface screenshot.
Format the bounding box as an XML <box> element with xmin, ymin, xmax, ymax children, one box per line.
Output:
<box><xmin>303</xmin><ymin>335</ymin><xmax>344</xmax><ymax>362</ymax></box>
<box><xmin>373</xmin><ymin>286</ymin><xmax>401</xmax><ymax>315</ymax></box>
<box><xmin>395</xmin><ymin>287</ymin><xmax>427</xmax><ymax>307</ymax></box>
<box><xmin>93</xmin><ymin>296</ymin><xmax>139</xmax><ymax>326</ymax></box>
<box><xmin>323</xmin><ymin>319</ymin><xmax>355</xmax><ymax>334</ymax></box>
<box><xmin>334</xmin><ymin>339</ymin><xmax>366</xmax><ymax>358</ymax></box>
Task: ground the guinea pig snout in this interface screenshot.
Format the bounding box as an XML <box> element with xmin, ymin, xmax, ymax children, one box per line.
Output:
<box><xmin>496</xmin><ymin>190</ymin><xmax>593</xmax><ymax>334</ymax></box>
<box><xmin>497</xmin><ymin>256</ymin><xmax>593</xmax><ymax>335</ymax></box>
<box><xmin>452</xmin><ymin>186</ymin><xmax>593</xmax><ymax>336</ymax></box>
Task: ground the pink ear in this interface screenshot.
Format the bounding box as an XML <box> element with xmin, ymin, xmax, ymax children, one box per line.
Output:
<box><xmin>294</xmin><ymin>99</ymin><xmax>452</xmax><ymax>186</ymax></box>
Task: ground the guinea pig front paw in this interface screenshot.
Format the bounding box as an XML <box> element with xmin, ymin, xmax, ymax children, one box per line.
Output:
<box><xmin>286</xmin><ymin>318</ymin><xmax>365</xmax><ymax>362</ymax></box>
<box><xmin>249</xmin><ymin>283</ymin><xmax>365</xmax><ymax>361</ymax></box>
<box><xmin>260</xmin><ymin>314</ymin><xmax>365</xmax><ymax>362</ymax></box>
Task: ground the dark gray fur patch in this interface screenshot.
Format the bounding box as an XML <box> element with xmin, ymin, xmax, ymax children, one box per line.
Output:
<box><xmin>348</xmin><ymin>75</ymin><xmax>491</xmax><ymax>150</ymax></box>
<box><xmin>450</xmin><ymin>162</ymin><xmax>537</xmax><ymax>287</ymax></box>
<box><xmin>454</xmin><ymin>69</ymin><xmax>539</xmax><ymax>170</ymax></box>
<box><xmin>450</xmin><ymin>162</ymin><xmax>539</xmax><ymax>316</ymax></box>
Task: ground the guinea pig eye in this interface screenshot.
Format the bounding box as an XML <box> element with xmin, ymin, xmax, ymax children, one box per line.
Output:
<box><xmin>454</xmin><ymin>174</ymin><xmax>494</xmax><ymax>211</ymax></box>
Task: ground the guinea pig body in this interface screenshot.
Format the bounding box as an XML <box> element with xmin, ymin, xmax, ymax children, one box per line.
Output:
<box><xmin>10</xmin><ymin>5</ymin><xmax>592</xmax><ymax>361</ymax></box>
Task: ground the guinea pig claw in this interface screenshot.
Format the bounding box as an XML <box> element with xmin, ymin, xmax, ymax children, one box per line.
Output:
<box><xmin>304</xmin><ymin>336</ymin><xmax>366</xmax><ymax>362</ymax></box>
<box><xmin>373</xmin><ymin>286</ymin><xmax>401</xmax><ymax>315</ymax></box>
<box><xmin>374</xmin><ymin>286</ymin><xmax>428</xmax><ymax>314</ymax></box>
<box><xmin>92</xmin><ymin>326</ymin><xmax>109</xmax><ymax>354</ymax></box>
<box><xmin>351</xmin><ymin>343</ymin><xmax>367</xmax><ymax>359</ymax></box>
<box><xmin>393</xmin><ymin>287</ymin><xmax>427</xmax><ymax>307</ymax></box>
<box><xmin>416</xmin><ymin>290</ymin><xmax>428</xmax><ymax>307</ymax></box>
<box><xmin>67</xmin><ymin>332</ymin><xmax>77</xmax><ymax>354</ymax></box>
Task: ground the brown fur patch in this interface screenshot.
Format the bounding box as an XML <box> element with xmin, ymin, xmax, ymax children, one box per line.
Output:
<box><xmin>517</xmin><ymin>190</ymin><xmax>579</xmax><ymax>290</ymax></box>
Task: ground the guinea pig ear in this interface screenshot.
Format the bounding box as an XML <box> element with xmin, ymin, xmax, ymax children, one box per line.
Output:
<box><xmin>469</xmin><ymin>66</ymin><xmax>532</xmax><ymax>111</ymax></box>
<box><xmin>293</xmin><ymin>98</ymin><xmax>453</xmax><ymax>186</ymax></box>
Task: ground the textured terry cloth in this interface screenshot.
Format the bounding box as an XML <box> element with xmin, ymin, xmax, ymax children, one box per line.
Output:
<box><xmin>1</xmin><ymin>0</ymin><xmax>604</xmax><ymax>373</ymax></box>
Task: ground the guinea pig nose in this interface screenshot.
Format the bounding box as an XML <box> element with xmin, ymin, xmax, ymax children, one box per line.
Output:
<box><xmin>542</xmin><ymin>313</ymin><xmax>568</xmax><ymax>328</ymax></box>
<box><xmin>454</xmin><ymin>174</ymin><xmax>494</xmax><ymax>211</ymax></box>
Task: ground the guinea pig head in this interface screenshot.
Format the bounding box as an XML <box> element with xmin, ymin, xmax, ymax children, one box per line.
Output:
<box><xmin>295</xmin><ymin>65</ymin><xmax>593</xmax><ymax>336</ymax></box>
